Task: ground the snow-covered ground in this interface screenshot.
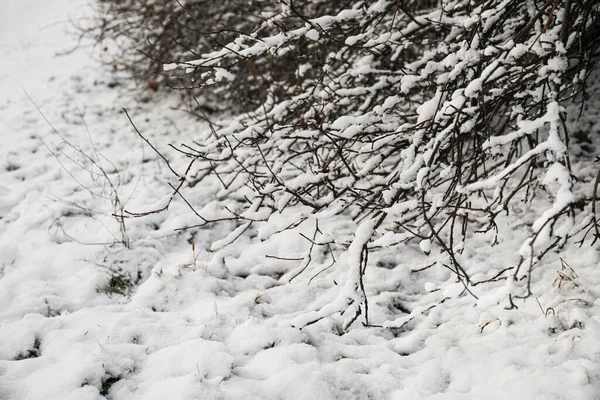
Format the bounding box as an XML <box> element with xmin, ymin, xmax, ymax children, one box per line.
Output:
<box><xmin>1</xmin><ymin>2</ymin><xmax>600</xmax><ymax>399</ymax></box>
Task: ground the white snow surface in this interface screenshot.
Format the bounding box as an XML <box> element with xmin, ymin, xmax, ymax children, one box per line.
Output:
<box><xmin>1</xmin><ymin>2</ymin><xmax>600</xmax><ymax>400</ymax></box>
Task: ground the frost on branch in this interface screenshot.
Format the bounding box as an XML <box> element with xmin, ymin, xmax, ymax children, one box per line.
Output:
<box><xmin>138</xmin><ymin>0</ymin><xmax>599</xmax><ymax>327</ymax></box>
<box><xmin>90</xmin><ymin>0</ymin><xmax>343</xmax><ymax>109</ymax></box>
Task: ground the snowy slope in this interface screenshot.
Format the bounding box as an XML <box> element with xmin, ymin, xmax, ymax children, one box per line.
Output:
<box><xmin>1</xmin><ymin>2</ymin><xmax>600</xmax><ymax>400</ymax></box>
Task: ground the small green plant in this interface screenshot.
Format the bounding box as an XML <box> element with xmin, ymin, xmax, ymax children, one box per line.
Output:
<box><xmin>14</xmin><ymin>337</ymin><xmax>41</xmax><ymax>360</ymax></box>
<box><xmin>100</xmin><ymin>374</ymin><xmax>121</xmax><ymax>397</ymax></box>
<box><xmin>97</xmin><ymin>267</ymin><xmax>133</xmax><ymax>297</ymax></box>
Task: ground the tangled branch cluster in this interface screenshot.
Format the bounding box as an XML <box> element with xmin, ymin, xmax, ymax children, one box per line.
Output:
<box><xmin>93</xmin><ymin>0</ymin><xmax>344</xmax><ymax>108</ymax></box>
<box><xmin>113</xmin><ymin>0</ymin><xmax>600</xmax><ymax>327</ymax></box>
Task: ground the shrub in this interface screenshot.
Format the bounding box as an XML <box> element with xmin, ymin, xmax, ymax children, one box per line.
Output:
<box><xmin>92</xmin><ymin>0</ymin><xmax>342</xmax><ymax>108</ymax></box>
<box><xmin>102</xmin><ymin>0</ymin><xmax>600</xmax><ymax>328</ymax></box>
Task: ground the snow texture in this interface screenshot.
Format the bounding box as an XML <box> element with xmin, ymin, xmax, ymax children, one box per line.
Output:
<box><xmin>1</xmin><ymin>2</ymin><xmax>600</xmax><ymax>400</ymax></box>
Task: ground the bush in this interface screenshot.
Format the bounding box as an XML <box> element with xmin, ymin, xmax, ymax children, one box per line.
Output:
<box><xmin>100</xmin><ymin>0</ymin><xmax>600</xmax><ymax>328</ymax></box>
<box><xmin>92</xmin><ymin>0</ymin><xmax>343</xmax><ymax>109</ymax></box>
